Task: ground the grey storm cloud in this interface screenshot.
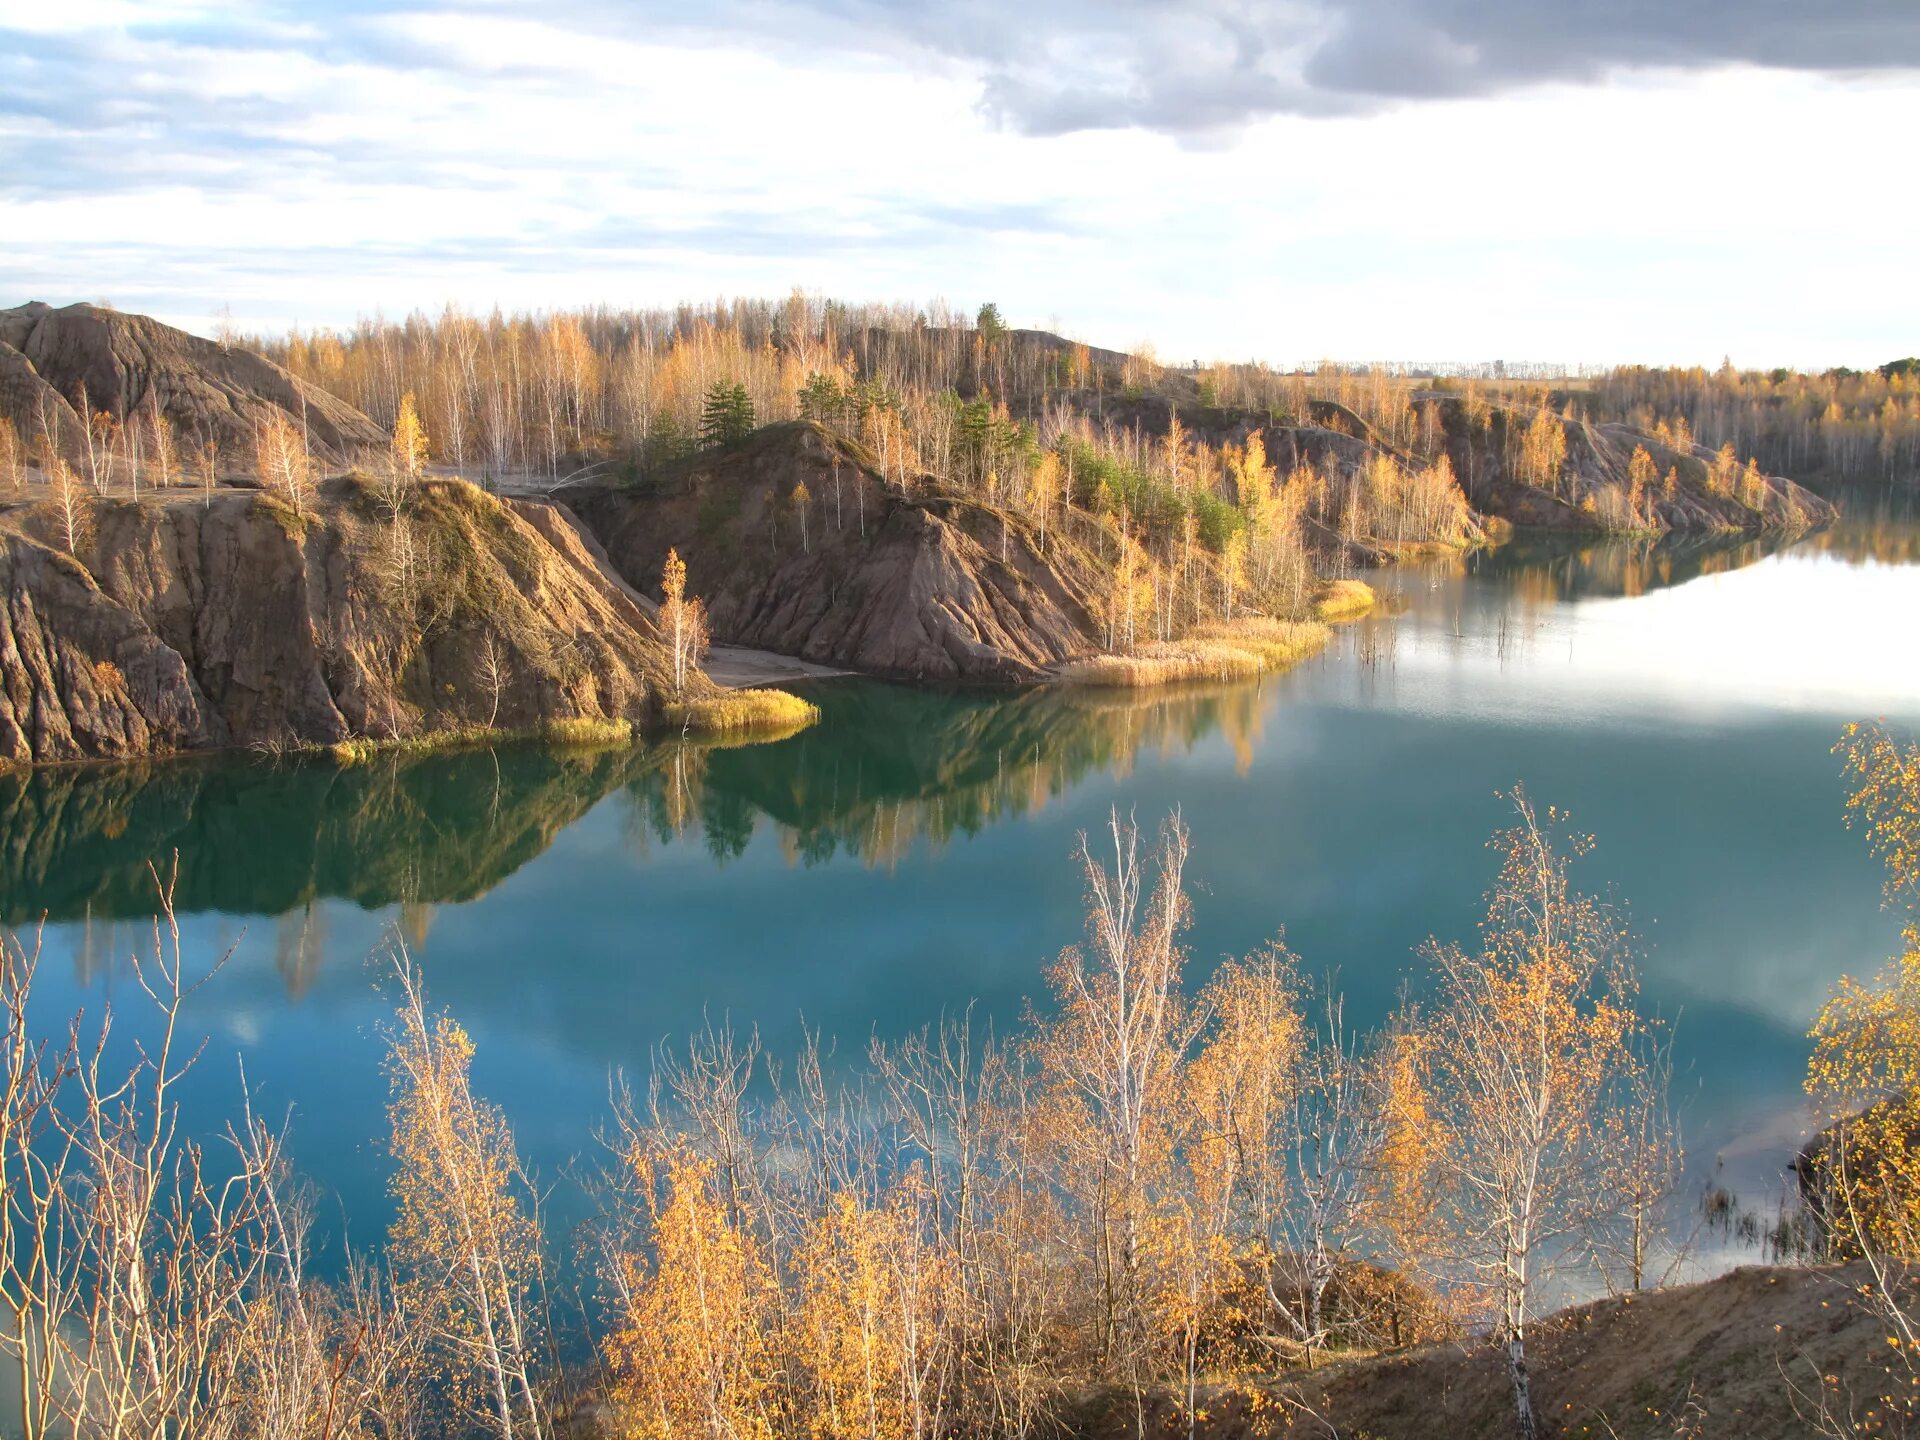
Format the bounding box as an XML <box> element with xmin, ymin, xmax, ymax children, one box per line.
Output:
<box><xmin>490</xmin><ymin>0</ymin><xmax>1920</xmax><ymax>134</ymax></box>
<box><xmin>844</xmin><ymin>0</ymin><xmax>1920</xmax><ymax>133</ymax></box>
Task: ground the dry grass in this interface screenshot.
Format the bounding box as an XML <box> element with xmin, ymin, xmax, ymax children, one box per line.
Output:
<box><xmin>662</xmin><ymin>688</ymin><xmax>821</xmax><ymax>737</ymax></box>
<box><xmin>1315</xmin><ymin>578</ymin><xmax>1378</xmax><ymax>621</ymax></box>
<box><xmin>324</xmin><ymin>717</ymin><xmax>635</xmax><ymax>764</ymax></box>
<box><xmin>1058</xmin><ymin>618</ymin><xmax>1335</xmax><ymax>689</ymax></box>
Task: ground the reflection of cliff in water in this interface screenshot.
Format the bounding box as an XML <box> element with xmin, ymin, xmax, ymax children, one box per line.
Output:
<box><xmin>621</xmin><ymin>680</ymin><xmax>1274</xmax><ymax>869</ymax></box>
<box><xmin>1799</xmin><ymin>490</ymin><xmax>1920</xmax><ymax>567</ymax></box>
<box><xmin>1465</xmin><ymin>530</ymin><xmax>1795</xmax><ymax>607</ymax></box>
<box><xmin>0</xmin><ymin>680</ymin><xmax>1272</xmax><ymax>934</ymax></box>
<box><xmin>0</xmin><ymin>744</ymin><xmax>659</xmax><ymax>926</ymax></box>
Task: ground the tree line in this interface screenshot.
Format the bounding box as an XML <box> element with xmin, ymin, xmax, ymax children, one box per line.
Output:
<box><xmin>1586</xmin><ymin>362</ymin><xmax>1920</xmax><ymax>488</ymax></box>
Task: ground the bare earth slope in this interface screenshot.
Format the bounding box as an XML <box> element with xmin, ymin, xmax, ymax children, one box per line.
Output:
<box><xmin>1075</xmin><ymin>1264</ymin><xmax>1885</xmax><ymax>1440</ymax></box>
<box><xmin>0</xmin><ymin>302</ymin><xmax>385</xmax><ymax>461</ymax></box>
<box><xmin>0</xmin><ymin>480</ymin><xmax>686</xmax><ymax>765</ymax></box>
<box><xmin>572</xmin><ymin>422</ymin><xmax>1109</xmax><ymax>683</ymax></box>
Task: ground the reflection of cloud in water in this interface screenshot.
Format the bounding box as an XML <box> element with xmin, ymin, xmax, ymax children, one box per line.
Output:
<box><xmin>1355</xmin><ymin>542</ymin><xmax>1920</xmax><ymax>728</ymax></box>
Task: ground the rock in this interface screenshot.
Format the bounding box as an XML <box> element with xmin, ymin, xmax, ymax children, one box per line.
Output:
<box><xmin>0</xmin><ymin>534</ymin><xmax>215</xmax><ymax>763</ymax></box>
<box><xmin>0</xmin><ymin>302</ymin><xmax>386</xmax><ymax>463</ymax></box>
<box><xmin>0</xmin><ymin>478</ymin><xmax>686</xmax><ymax>766</ymax></box>
<box><xmin>574</xmin><ymin>422</ymin><xmax>1108</xmax><ymax>683</ymax></box>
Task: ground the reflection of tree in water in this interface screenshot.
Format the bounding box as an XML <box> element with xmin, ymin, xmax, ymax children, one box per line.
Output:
<box><xmin>621</xmin><ymin>681</ymin><xmax>1273</xmax><ymax>870</ymax></box>
<box><xmin>0</xmin><ymin>744</ymin><xmax>662</xmax><ymax>928</ymax></box>
<box><xmin>1797</xmin><ymin>490</ymin><xmax>1920</xmax><ymax>566</ymax></box>
<box><xmin>1</xmin><ymin>678</ymin><xmax>1274</xmax><ymax>976</ymax></box>
<box><xmin>275</xmin><ymin>901</ymin><xmax>329</xmax><ymax>998</ymax></box>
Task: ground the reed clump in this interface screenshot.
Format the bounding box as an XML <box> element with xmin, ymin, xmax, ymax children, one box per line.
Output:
<box><xmin>1316</xmin><ymin>578</ymin><xmax>1378</xmax><ymax>621</ymax></box>
<box><xmin>1059</xmin><ymin>616</ymin><xmax>1335</xmax><ymax>688</ymax></box>
<box><xmin>663</xmin><ymin>688</ymin><xmax>820</xmax><ymax>737</ymax></box>
<box><xmin>324</xmin><ymin>716</ymin><xmax>637</xmax><ymax>764</ymax></box>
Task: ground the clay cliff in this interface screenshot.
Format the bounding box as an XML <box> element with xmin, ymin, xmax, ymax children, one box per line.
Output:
<box><xmin>0</xmin><ymin>478</ymin><xmax>692</xmax><ymax>766</ymax></box>
<box><xmin>0</xmin><ymin>302</ymin><xmax>385</xmax><ymax>462</ymax></box>
<box><xmin>573</xmin><ymin>422</ymin><xmax>1110</xmax><ymax>683</ymax></box>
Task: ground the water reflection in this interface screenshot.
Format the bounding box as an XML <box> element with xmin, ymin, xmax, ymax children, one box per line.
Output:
<box><xmin>0</xmin><ymin>680</ymin><xmax>1286</xmax><ymax>938</ymax></box>
<box><xmin>0</xmin><ymin>745</ymin><xmax>656</xmax><ymax>927</ymax></box>
<box><xmin>635</xmin><ymin>681</ymin><xmax>1280</xmax><ymax>868</ymax></box>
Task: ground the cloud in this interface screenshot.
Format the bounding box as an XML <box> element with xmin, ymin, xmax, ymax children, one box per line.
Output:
<box><xmin>10</xmin><ymin>0</ymin><xmax>1916</xmax><ymax>156</ymax></box>
<box><xmin>2</xmin><ymin>0</ymin><xmax>1915</xmax><ymax>366</ymax></box>
<box><xmin>858</xmin><ymin>0</ymin><xmax>1920</xmax><ymax>135</ymax></box>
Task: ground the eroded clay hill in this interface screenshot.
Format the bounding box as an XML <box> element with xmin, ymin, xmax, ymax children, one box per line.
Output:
<box><xmin>0</xmin><ymin>302</ymin><xmax>385</xmax><ymax>461</ymax></box>
<box><xmin>573</xmin><ymin>422</ymin><xmax>1109</xmax><ymax>683</ymax></box>
<box><xmin>0</xmin><ymin>479</ymin><xmax>692</xmax><ymax>765</ymax></box>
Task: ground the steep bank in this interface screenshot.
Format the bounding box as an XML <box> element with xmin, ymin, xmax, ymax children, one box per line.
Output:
<box><xmin>573</xmin><ymin>422</ymin><xmax>1113</xmax><ymax>683</ymax></box>
<box><xmin>0</xmin><ymin>478</ymin><xmax>729</xmax><ymax>766</ymax></box>
<box><xmin>1</xmin><ymin>301</ymin><xmax>385</xmax><ymax>462</ymax></box>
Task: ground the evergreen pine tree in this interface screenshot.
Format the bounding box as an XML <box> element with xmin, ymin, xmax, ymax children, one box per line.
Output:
<box><xmin>701</xmin><ymin>381</ymin><xmax>756</xmax><ymax>450</ymax></box>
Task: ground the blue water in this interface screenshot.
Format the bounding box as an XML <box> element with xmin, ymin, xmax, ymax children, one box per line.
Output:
<box><xmin>4</xmin><ymin>522</ymin><xmax>1917</xmax><ymax>1268</ymax></box>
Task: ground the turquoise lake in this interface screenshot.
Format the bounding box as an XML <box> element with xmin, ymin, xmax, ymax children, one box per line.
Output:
<box><xmin>3</xmin><ymin>510</ymin><xmax>1917</xmax><ymax>1268</ymax></box>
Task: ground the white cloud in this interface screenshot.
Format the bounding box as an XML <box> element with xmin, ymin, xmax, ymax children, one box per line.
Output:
<box><xmin>3</xmin><ymin>6</ymin><xmax>1915</xmax><ymax>366</ymax></box>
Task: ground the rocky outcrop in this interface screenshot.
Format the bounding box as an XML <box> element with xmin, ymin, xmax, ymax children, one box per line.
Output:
<box><xmin>0</xmin><ymin>302</ymin><xmax>385</xmax><ymax>462</ymax></box>
<box><xmin>574</xmin><ymin>423</ymin><xmax>1108</xmax><ymax>683</ymax></box>
<box><xmin>1436</xmin><ymin>399</ymin><xmax>1837</xmax><ymax>534</ymax></box>
<box><xmin>0</xmin><ymin>479</ymin><xmax>687</xmax><ymax>766</ymax></box>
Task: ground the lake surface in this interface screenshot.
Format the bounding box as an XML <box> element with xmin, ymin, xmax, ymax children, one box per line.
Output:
<box><xmin>4</xmin><ymin>508</ymin><xmax>1918</xmax><ymax>1270</ymax></box>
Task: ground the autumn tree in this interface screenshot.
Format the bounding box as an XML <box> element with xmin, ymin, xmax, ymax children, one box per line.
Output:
<box><xmin>1800</xmin><ymin>722</ymin><xmax>1920</xmax><ymax>1436</ymax></box>
<box><xmin>0</xmin><ymin>869</ymin><xmax>300</xmax><ymax>1440</ymax></box>
<box><xmin>392</xmin><ymin>390</ymin><xmax>431</xmax><ymax>480</ymax></box>
<box><xmin>1626</xmin><ymin>444</ymin><xmax>1658</xmax><ymax>525</ymax></box>
<box><xmin>144</xmin><ymin>404</ymin><xmax>176</xmax><ymax>491</ymax></box>
<box><xmin>1184</xmin><ymin>943</ymin><xmax>1309</xmax><ymax>1361</ymax></box>
<box><xmin>1368</xmin><ymin>1016</ymin><xmax>1446</xmax><ymax>1346</ymax></box>
<box><xmin>1272</xmin><ymin>984</ymin><xmax>1384</xmax><ymax>1362</ymax></box>
<box><xmin>1417</xmin><ymin>790</ymin><xmax>1646</xmax><ymax>1440</ymax></box>
<box><xmin>49</xmin><ymin>458</ymin><xmax>93</xmax><ymax>557</ymax></box>
<box><xmin>792</xmin><ymin>1185</ymin><xmax>948</xmax><ymax>1440</ymax></box>
<box><xmin>255</xmin><ymin>413</ymin><xmax>314</xmax><ymax>514</ymax></box>
<box><xmin>1519</xmin><ymin>405</ymin><xmax>1567</xmax><ymax>497</ymax></box>
<box><xmin>792</xmin><ymin>480</ymin><xmax>813</xmax><ymax>553</ymax></box>
<box><xmin>384</xmin><ymin>952</ymin><xmax>551</xmax><ymax>1440</ymax></box>
<box><xmin>0</xmin><ymin>415</ymin><xmax>18</xmax><ymax>495</ymax></box>
<box><xmin>1807</xmin><ymin>723</ymin><xmax>1920</xmax><ymax>1257</ymax></box>
<box><xmin>606</xmin><ymin>1144</ymin><xmax>778</xmax><ymax>1440</ymax></box>
<box><xmin>659</xmin><ymin>547</ymin><xmax>709</xmax><ymax>698</ymax></box>
<box><xmin>1033</xmin><ymin>810</ymin><xmax>1194</xmax><ymax>1375</ymax></box>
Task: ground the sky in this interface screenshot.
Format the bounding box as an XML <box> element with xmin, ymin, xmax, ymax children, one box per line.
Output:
<box><xmin>2</xmin><ymin>0</ymin><xmax>1916</xmax><ymax>369</ymax></box>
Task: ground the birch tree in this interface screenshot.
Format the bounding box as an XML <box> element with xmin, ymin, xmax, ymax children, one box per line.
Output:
<box><xmin>384</xmin><ymin>951</ymin><xmax>551</xmax><ymax>1440</ymax></box>
<box><xmin>1417</xmin><ymin>790</ymin><xmax>1643</xmax><ymax>1440</ymax></box>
